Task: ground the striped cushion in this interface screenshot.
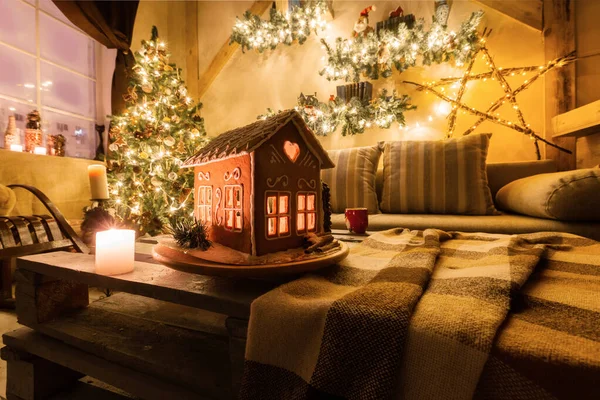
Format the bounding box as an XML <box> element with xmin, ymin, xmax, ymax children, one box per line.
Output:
<box><xmin>380</xmin><ymin>134</ymin><xmax>497</xmax><ymax>215</ymax></box>
<box><xmin>321</xmin><ymin>145</ymin><xmax>382</xmax><ymax>213</ymax></box>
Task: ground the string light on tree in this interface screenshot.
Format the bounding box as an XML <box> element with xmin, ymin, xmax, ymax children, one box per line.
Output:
<box><xmin>107</xmin><ymin>26</ymin><xmax>209</xmax><ymax>236</ymax></box>
<box><xmin>403</xmin><ymin>40</ymin><xmax>576</xmax><ymax>159</ymax></box>
<box><xmin>258</xmin><ymin>89</ymin><xmax>415</xmax><ymax>136</ymax></box>
<box><xmin>320</xmin><ymin>11</ymin><xmax>483</xmax><ymax>82</ymax></box>
<box><xmin>230</xmin><ymin>0</ymin><xmax>329</xmax><ymax>53</ymax></box>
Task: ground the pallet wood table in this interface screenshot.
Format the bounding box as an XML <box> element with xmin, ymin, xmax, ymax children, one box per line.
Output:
<box><xmin>2</xmin><ymin>241</ymin><xmax>281</xmax><ymax>400</ymax></box>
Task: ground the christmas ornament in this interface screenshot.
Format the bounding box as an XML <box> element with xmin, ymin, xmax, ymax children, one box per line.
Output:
<box><xmin>176</xmin><ymin>140</ymin><xmax>186</xmax><ymax>155</ymax></box>
<box><xmin>123</xmin><ymin>86</ymin><xmax>139</xmax><ymax>103</ymax></box>
<box><xmin>389</xmin><ymin>6</ymin><xmax>403</xmax><ymax>18</ymax></box>
<box><xmin>151</xmin><ymin>176</ymin><xmax>162</xmax><ymax>187</ymax></box>
<box><xmin>142</xmin><ymin>83</ymin><xmax>153</xmax><ymax>93</ymax></box>
<box><xmin>109</xmin><ymin>143</ymin><xmax>119</xmax><ymax>152</ymax></box>
<box><xmin>403</xmin><ymin>45</ymin><xmax>576</xmax><ymax>159</ymax></box>
<box><xmin>353</xmin><ymin>5</ymin><xmax>376</xmax><ymax>37</ymax></box>
<box><xmin>163</xmin><ymin>136</ymin><xmax>176</xmax><ymax>146</ymax></box>
<box><xmin>435</xmin><ymin>0</ymin><xmax>450</xmax><ymax>25</ymax></box>
<box><xmin>3</xmin><ymin>115</ymin><xmax>17</xmax><ymax>148</ymax></box>
<box><xmin>24</xmin><ymin>110</ymin><xmax>42</xmax><ymax>153</ymax></box>
<box><xmin>168</xmin><ymin>172</ymin><xmax>178</xmax><ymax>180</ymax></box>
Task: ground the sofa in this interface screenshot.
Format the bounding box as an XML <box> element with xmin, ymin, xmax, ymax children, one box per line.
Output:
<box><xmin>330</xmin><ymin>159</ymin><xmax>600</xmax><ymax>241</ymax></box>
<box><xmin>0</xmin><ymin>149</ymin><xmax>101</xmax><ymax>220</ymax></box>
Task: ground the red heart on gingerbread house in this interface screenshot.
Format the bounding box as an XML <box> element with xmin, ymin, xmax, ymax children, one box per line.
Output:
<box><xmin>283</xmin><ymin>140</ymin><xmax>300</xmax><ymax>162</ymax></box>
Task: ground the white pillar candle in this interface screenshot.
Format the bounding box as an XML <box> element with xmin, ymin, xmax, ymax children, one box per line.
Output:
<box><xmin>10</xmin><ymin>144</ymin><xmax>23</xmax><ymax>152</ymax></box>
<box><xmin>88</xmin><ymin>164</ymin><xmax>109</xmax><ymax>200</ymax></box>
<box><xmin>95</xmin><ymin>229</ymin><xmax>135</xmax><ymax>275</ymax></box>
<box><xmin>33</xmin><ymin>146</ymin><xmax>46</xmax><ymax>155</ymax></box>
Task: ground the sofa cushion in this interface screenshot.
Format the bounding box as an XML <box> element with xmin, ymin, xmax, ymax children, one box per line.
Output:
<box><xmin>496</xmin><ymin>168</ymin><xmax>600</xmax><ymax>221</ymax></box>
<box><xmin>486</xmin><ymin>160</ymin><xmax>557</xmax><ymax>199</ymax></box>
<box><xmin>0</xmin><ymin>184</ymin><xmax>16</xmax><ymax>216</ymax></box>
<box><xmin>321</xmin><ymin>144</ymin><xmax>382</xmax><ymax>214</ymax></box>
<box><xmin>380</xmin><ymin>134</ymin><xmax>497</xmax><ymax>215</ymax></box>
<box><xmin>330</xmin><ymin>212</ymin><xmax>600</xmax><ymax>241</ymax></box>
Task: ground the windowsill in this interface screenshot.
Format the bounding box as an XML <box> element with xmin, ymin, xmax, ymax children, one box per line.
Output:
<box><xmin>0</xmin><ymin>148</ymin><xmax>99</xmax><ymax>162</ymax></box>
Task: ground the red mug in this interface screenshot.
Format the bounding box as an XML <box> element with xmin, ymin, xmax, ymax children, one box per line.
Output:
<box><xmin>345</xmin><ymin>208</ymin><xmax>369</xmax><ymax>234</ymax></box>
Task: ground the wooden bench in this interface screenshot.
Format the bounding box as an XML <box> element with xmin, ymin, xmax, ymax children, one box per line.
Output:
<box><xmin>2</xmin><ymin>241</ymin><xmax>279</xmax><ymax>400</ymax></box>
<box><xmin>0</xmin><ymin>185</ymin><xmax>88</xmax><ymax>307</ymax></box>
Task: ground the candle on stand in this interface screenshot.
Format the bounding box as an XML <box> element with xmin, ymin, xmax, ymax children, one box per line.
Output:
<box><xmin>10</xmin><ymin>144</ymin><xmax>23</xmax><ymax>152</ymax></box>
<box><xmin>88</xmin><ymin>164</ymin><xmax>109</xmax><ymax>200</ymax></box>
<box><xmin>95</xmin><ymin>229</ymin><xmax>135</xmax><ymax>275</ymax></box>
<box><xmin>33</xmin><ymin>146</ymin><xmax>46</xmax><ymax>155</ymax></box>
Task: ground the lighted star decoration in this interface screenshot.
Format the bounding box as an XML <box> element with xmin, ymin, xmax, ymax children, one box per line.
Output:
<box><xmin>404</xmin><ymin>42</ymin><xmax>576</xmax><ymax>159</ymax></box>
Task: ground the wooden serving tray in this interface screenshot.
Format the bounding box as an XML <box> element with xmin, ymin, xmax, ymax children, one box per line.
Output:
<box><xmin>152</xmin><ymin>241</ymin><xmax>349</xmax><ymax>278</ymax></box>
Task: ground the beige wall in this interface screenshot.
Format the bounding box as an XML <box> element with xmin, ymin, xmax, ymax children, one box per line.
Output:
<box><xmin>198</xmin><ymin>0</ymin><xmax>545</xmax><ymax>163</ymax></box>
<box><xmin>132</xmin><ymin>1</ymin><xmax>194</xmax><ymax>93</ymax></box>
<box><xmin>575</xmin><ymin>0</ymin><xmax>600</xmax><ymax>168</ymax></box>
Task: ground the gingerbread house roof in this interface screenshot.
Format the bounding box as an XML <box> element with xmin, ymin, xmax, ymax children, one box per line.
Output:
<box><xmin>182</xmin><ymin>110</ymin><xmax>335</xmax><ymax>169</ymax></box>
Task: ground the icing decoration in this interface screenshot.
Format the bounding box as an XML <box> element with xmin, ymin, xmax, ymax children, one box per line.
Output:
<box><xmin>298</xmin><ymin>178</ymin><xmax>317</xmax><ymax>190</ymax></box>
<box><xmin>264</xmin><ymin>191</ymin><xmax>292</xmax><ymax>240</ymax></box>
<box><xmin>214</xmin><ymin>188</ymin><xmax>223</xmax><ymax>226</ymax></box>
<box><xmin>198</xmin><ymin>171</ymin><xmax>210</xmax><ymax>181</ymax></box>
<box><xmin>266</xmin><ymin>175</ymin><xmax>289</xmax><ymax>188</ymax></box>
<box><xmin>224</xmin><ymin>167</ymin><xmax>242</xmax><ymax>181</ymax></box>
<box><xmin>283</xmin><ymin>141</ymin><xmax>300</xmax><ymax>163</ymax></box>
<box><xmin>223</xmin><ymin>185</ymin><xmax>243</xmax><ymax>232</ymax></box>
<box><xmin>269</xmin><ymin>144</ymin><xmax>285</xmax><ymax>164</ymax></box>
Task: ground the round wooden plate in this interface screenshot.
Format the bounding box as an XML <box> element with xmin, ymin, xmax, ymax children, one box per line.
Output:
<box><xmin>152</xmin><ymin>241</ymin><xmax>349</xmax><ymax>278</ymax></box>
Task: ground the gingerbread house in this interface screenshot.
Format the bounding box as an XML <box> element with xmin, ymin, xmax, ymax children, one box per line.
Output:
<box><xmin>182</xmin><ymin>110</ymin><xmax>335</xmax><ymax>256</ymax></box>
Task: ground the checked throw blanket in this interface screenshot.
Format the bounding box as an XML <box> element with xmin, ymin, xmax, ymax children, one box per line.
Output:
<box><xmin>239</xmin><ymin>228</ymin><xmax>600</xmax><ymax>400</ymax></box>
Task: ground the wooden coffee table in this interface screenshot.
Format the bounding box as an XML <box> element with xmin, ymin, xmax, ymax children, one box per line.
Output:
<box><xmin>2</xmin><ymin>241</ymin><xmax>281</xmax><ymax>400</ymax></box>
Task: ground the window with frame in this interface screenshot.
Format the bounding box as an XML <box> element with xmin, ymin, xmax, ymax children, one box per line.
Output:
<box><xmin>197</xmin><ymin>185</ymin><xmax>212</xmax><ymax>225</ymax></box>
<box><xmin>224</xmin><ymin>185</ymin><xmax>243</xmax><ymax>232</ymax></box>
<box><xmin>297</xmin><ymin>192</ymin><xmax>317</xmax><ymax>234</ymax></box>
<box><xmin>266</xmin><ymin>191</ymin><xmax>290</xmax><ymax>238</ymax></box>
<box><xmin>0</xmin><ymin>0</ymin><xmax>105</xmax><ymax>159</ymax></box>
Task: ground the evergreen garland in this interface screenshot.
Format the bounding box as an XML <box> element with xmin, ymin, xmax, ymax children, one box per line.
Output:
<box><xmin>320</xmin><ymin>11</ymin><xmax>483</xmax><ymax>82</ymax></box>
<box><xmin>230</xmin><ymin>0</ymin><xmax>328</xmax><ymax>53</ymax></box>
<box><xmin>259</xmin><ymin>89</ymin><xmax>415</xmax><ymax>136</ymax></box>
<box><xmin>107</xmin><ymin>27</ymin><xmax>209</xmax><ymax>236</ymax></box>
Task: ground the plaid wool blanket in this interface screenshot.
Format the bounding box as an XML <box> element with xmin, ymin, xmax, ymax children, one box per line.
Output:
<box><xmin>240</xmin><ymin>229</ymin><xmax>600</xmax><ymax>400</ymax></box>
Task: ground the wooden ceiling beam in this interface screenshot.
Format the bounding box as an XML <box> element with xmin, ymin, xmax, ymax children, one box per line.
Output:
<box><xmin>197</xmin><ymin>1</ymin><xmax>272</xmax><ymax>99</ymax></box>
<box><xmin>473</xmin><ymin>0</ymin><xmax>542</xmax><ymax>31</ymax></box>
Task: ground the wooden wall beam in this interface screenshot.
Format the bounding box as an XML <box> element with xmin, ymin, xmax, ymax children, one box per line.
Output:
<box><xmin>185</xmin><ymin>0</ymin><xmax>200</xmax><ymax>100</ymax></box>
<box><xmin>474</xmin><ymin>0</ymin><xmax>542</xmax><ymax>31</ymax></box>
<box><xmin>197</xmin><ymin>1</ymin><xmax>272</xmax><ymax>99</ymax></box>
<box><xmin>543</xmin><ymin>0</ymin><xmax>577</xmax><ymax>170</ymax></box>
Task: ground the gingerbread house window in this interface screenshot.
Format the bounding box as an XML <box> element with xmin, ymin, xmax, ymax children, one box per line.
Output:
<box><xmin>266</xmin><ymin>191</ymin><xmax>290</xmax><ymax>238</ymax></box>
<box><xmin>297</xmin><ymin>192</ymin><xmax>317</xmax><ymax>234</ymax></box>
<box><xmin>197</xmin><ymin>185</ymin><xmax>212</xmax><ymax>224</ymax></box>
<box><xmin>224</xmin><ymin>185</ymin><xmax>243</xmax><ymax>232</ymax></box>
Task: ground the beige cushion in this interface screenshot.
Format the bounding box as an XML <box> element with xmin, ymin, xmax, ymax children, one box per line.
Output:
<box><xmin>321</xmin><ymin>145</ymin><xmax>382</xmax><ymax>214</ymax></box>
<box><xmin>380</xmin><ymin>134</ymin><xmax>497</xmax><ymax>215</ymax></box>
<box><xmin>0</xmin><ymin>184</ymin><xmax>16</xmax><ymax>216</ymax></box>
<box><xmin>486</xmin><ymin>160</ymin><xmax>557</xmax><ymax>199</ymax></box>
<box><xmin>496</xmin><ymin>168</ymin><xmax>600</xmax><ymax>221</ymax></box>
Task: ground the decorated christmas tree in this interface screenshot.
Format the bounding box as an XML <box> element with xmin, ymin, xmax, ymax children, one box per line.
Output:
<box><xmin>107</xmin><ymin>27</ymin><xmax>209</xmax><ymax>236</ymax></box>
